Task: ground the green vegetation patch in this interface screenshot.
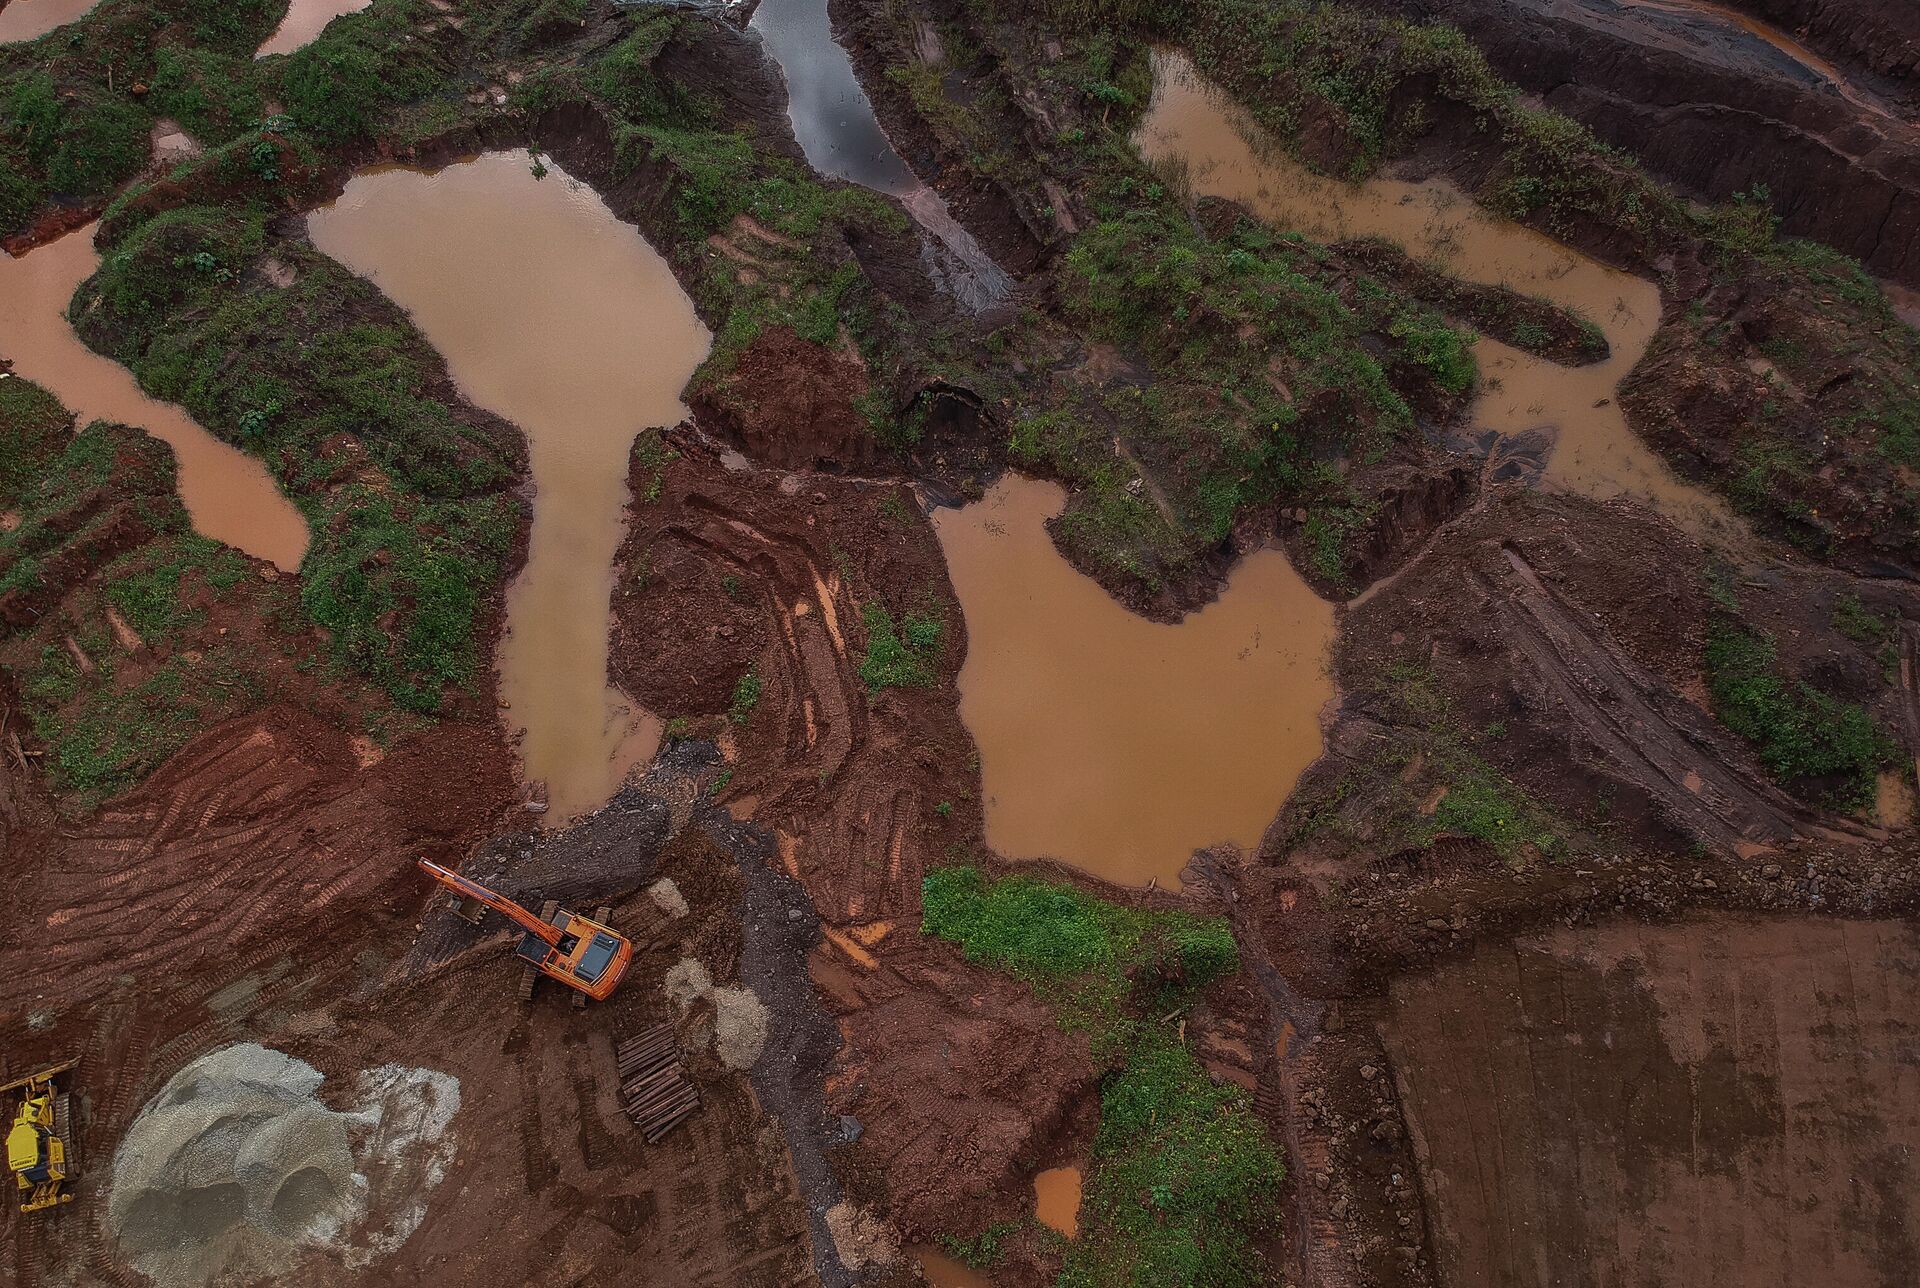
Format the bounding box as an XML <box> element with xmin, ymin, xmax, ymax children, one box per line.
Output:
<box><xmin>0</xmin><ymin>399</ymin><xmax>302</xmax><ymax>806</ymax></box>
<box><xmin>922</xmin><ymin>867</ymin><xmax>1278</xmax><ymax>1286</ymax></box>
<box><xmin>1705</xmin><ymin>621</ymin><xmax>1895</xmax><ymax>808</ymax></box>
<box><xmin>0</xmin><ymin>0</ymin><xmax>284</xmax><ymax>231</ymax></box>
<box><xmin>857</xmin><ymin>601</ymin><xmax>943</xmax><ymax>693</ymax></box>
<box><xmin>74</xmin><ymin>205</ymin><xmax>523</xmax><ymax>711</ymax></box>
<box><xmin>729</xmin><ymin>667</ymin><xmax>762</xmax><ymax>724</ymax></box>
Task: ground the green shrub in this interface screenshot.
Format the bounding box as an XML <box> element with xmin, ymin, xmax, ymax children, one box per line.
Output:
<box><xmin>729</xmin><ymin>668</ymin><xmax>762</xmax><ymax>723</ymax></box>
<box><xmin>1706</xmin><ymin>622</ymin><xmax>1895</xmax><ymax>806</ymax></box>
<box><xmin>858</xmin><ymin>601</ymin><xmax>942</xmax><ymax>693</ymax></box>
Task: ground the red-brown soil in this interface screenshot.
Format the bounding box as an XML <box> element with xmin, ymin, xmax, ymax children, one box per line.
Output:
<box><xmin>807</xmin><ymin>929</ymin><xmax>1097</xmax><ymax>1238</ymax></box>
<box><xmin>611</xmin><ymin>432</ymin><xmax>981</xmax><ymax>927</ymax></box>
<box><xmin>692</xmin><ymin>323</ymin><xmax>880</xmax><ymax>472</ymax></box>
<box><xmin>1381</xmin><ymin>916</ymin><xmax>1920</xmax><ymax>1287</ymax></box>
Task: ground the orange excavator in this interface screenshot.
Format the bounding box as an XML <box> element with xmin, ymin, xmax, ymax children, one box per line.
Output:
<box><xmin>418</xmin><ymin>859</ymin><xmax>632</xmax><ymax>1004</ymax></box>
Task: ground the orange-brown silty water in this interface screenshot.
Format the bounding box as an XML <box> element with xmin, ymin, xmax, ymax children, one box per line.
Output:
<box><xmin>254</xmin><ymin>0</ymin><xmax>370</xmax><ymax>57</ymax></box>
<box><xmin>0</xmin><ymin>0</ymin><xmax>99</xmax><ymax>43</ymax></box>
<box><xmin>1136</xmin><ymin>50</ymin><xmax>1744</xmax><ymax>545</ymax></box>
<box><xmin>310</xmin><ymin>150</ymin><xmax>711</xmax><ymax>825</ymax></box>
<box><xmin>0</xmin><ymin>230</ymin><xmax>310</xmax><ymax>571</ymax></box>
<box><xmin>934</xmin><ymin>475</ymin><xmax>1334</xmax><ymax>890</ymax></box>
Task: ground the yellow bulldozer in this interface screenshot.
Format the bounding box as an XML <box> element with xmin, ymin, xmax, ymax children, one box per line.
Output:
<box><xmin>4</xmin><ymin>1059</ymin><xmax>78</xmax><ymax>1214</ymax></box>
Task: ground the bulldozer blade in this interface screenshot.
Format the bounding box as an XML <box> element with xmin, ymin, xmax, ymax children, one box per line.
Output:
<box><xmin>0</xmin><ymin>1059</ymin><xmax>79</xmax><ymax>1098</ymax></box>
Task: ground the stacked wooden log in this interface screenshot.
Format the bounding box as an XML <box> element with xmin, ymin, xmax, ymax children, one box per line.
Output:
<box><xmin>616</xmin><ymin>1025</ymin><xmax>700</xmax><ymax>1143</ymax></box>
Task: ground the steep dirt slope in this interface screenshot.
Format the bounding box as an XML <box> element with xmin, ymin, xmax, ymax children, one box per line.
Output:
<box><xmin>1376</xmin><ymin>0</ymin><xmax>1920</xmax><ymax>283</ymax></box>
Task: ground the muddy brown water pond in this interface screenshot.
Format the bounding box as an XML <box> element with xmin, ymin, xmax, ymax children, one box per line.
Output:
<box><xmin>255</xmin><ymin>0</ymin><xmax>370</xmax><ymax>57</ymax></box>
<box><xmin>749</xmin><ymin>0</ymin><xmax>1011</xmax><ymax>312</ymax></box>
<box><xmin>0</xmin><ymin>229</ymin><xmax>310</xmax><ymax>570</ymax></box>
<box><xmin>309</xmin><ymin>150</ymin><xmax>711</xmax><ymax>825</ymax></box>
<box><xmin>0</xmin><ymin>0</ymin><xmax>97</xmax><ymax>42</ymax></box>
<box><xmin>1138</xmin><ymin>50</ymin><xmax>1746</xmax><ymax>547</ymax></box>
<box><xmin>1033</xmin><ymin>1165</ymin><xmax>1081</xmax><ymax>1238</ymax></box>
<box><xmin>913</xmin><ymin>1246</ymin><xmax>993</xmax><ymax>1287</ymax></box>
<box><xmin>934</xmin><ymin>475</ymin><xmax>1334</xmax><ymax>890</ymax></box>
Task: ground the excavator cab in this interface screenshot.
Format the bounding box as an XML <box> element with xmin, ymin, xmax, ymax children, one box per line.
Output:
<box><xmin>511</xmin><ymin>901</ymin><xmax>628</xmax><ymax>993</ymax></box>
<box><xmin>419</xmin><ymin>859</ymin><xmax>632</xmax><ymax>1003</ymax></box>
<box><xmin>4</xmin><ymin>1060</ymin><xmax>78</xmax><ymax>1214</ymax></box>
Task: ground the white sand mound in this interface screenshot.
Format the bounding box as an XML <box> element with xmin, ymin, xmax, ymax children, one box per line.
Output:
<box><xmin>109</xmin><ymin>1044</ymin><xmax>459</xmax><ymax>1287</ymax></box>
<box><xmin>665</xmin><ymin>958</ymin><xmax>768</xmax><ymax>1070</ymax></box>
<box><xmin>647</xmin><ymin>877</ymin><xmax>688</xmax><ymax>918</ymax></box>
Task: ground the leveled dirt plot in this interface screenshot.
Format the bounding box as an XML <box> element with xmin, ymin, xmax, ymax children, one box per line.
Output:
<box><xmin>1381</xmin><ymin>917</ymin><xmax>1920</xmax><ymax>1287</ymax></box>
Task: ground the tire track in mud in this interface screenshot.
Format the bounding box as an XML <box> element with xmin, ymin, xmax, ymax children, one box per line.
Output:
<box><xmin>1192</xmin><ymin>848</ymin><xmax>1362</xmax><ymax>1288</ymax></box>
<box><xmin>613</xmin><ymin>445</ymin><xmax>972</xmax><ymax>931</ymax></box>
<box><xmin>1488</xmin><ymin>543</ymin><xmax>1876</xmax><ymax>855</ymax></box>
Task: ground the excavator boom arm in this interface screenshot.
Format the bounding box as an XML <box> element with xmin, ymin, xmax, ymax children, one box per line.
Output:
<box><xmin>417</xmin><ymin>859</ymin><xmax>562</xmax><ymax>945</ymax></box>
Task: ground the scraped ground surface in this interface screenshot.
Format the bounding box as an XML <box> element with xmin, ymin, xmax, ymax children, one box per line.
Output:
<box><xmin>1381</xmin><ymin>917</ymin><xmax>1920</xmax><ymax>1287</ymax></box>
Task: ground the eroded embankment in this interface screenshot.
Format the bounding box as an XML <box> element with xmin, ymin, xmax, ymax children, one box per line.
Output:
<box><xmin>1378</xmin><ymin>0</ymin><xmax>1920</xmax><ymax>284</ymax></box>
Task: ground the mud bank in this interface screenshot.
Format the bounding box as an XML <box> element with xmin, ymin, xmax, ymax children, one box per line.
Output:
<box><xmin>1373</xmin><ymin>0</ymin><xmax>1920</xmax><ymax>285</ymax></box>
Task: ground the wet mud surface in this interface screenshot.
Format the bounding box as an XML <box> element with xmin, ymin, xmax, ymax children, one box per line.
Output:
<box><xmin>1383</xmin><ymin>917</ymin><xmax>1920</xmax><ymax>1287</ymax></box>
<box><xmin>2</xmin><ymin>0</ymin><xmax>1920</xmax><ymax>1283</ymax></box>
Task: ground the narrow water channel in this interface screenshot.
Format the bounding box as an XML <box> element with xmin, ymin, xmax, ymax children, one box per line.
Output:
<box><xmin>1136</xmin><ymin>50</ymin><xmax>1745</xmax><ymax>545</ymax></box>
<box><xmin>255</xmin><ymin>0</ymin><xmax>370</xmax><ymax>57</ymax></box>
<box><xmin>749</xmin><ymin>0</ymin><xmax>1012</xmax><ymax>311</ymax></box>
<box><xmin>0</xmin><ymin>0</ymin><xmax>98</xmax><ymax>43</ymax></box>
<box><xmin>0</xmin><ymin>230</ymin><xmax>310</xmax><ymax>571</ymax></box>
<box><xmin>309</xmin><ymin>151</ymin><xmax>712</xmax><ymax>824</ymax></box>
<box><xmin>934</xmin><ymin>474</ymin><xmax>1334</xmax><ymax>890</ymax></box>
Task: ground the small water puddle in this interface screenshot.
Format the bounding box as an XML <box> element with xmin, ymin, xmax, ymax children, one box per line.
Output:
<box><xmin>255</xmin><ymin>0</ymin><xmax>370</xmax><ymax>57</ymax></box>
<box><xmin>0</xmin><ymin>0</ymin><xmax>98</xmax><ymax>43</ymax></box>
<box><xmin>912</xmin><ymin>1245</ymin><xmax>994</xmax><ymax>1287</ymax></box>
<box><xmin>0</xmin><ymin>230</ymin><xmax>310</xmax><ymax>570</ymax></box>
<box><xmin>309</xmin><ymin>150</ymin><xmax>712</xmax><ymax>824</ymax></box>
<box><xmin>934</xmin><ymin>474</ymin><xmax>1334</xmax><ymax>889</ymax></box>
<box><xmin>750</xmin><ymin>0</ymin><xmax>1011</xmax><ymax>311</ymax></box>
<box><xmin>1137</xmin><ymin>50</ymin><xmax>1743</xmax><ymax>545</ymax></box>
<box><xmin>1033</xmin><ymin>1165</ymin><xmax>1082</xmax><ymax>1238</ymax></box>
